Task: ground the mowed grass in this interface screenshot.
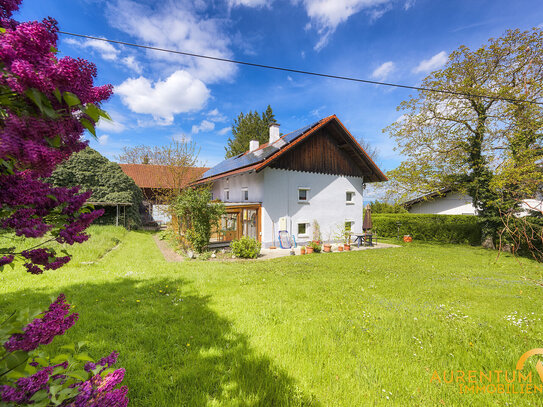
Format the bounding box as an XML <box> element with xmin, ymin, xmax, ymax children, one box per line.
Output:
<box><xmin>1</xmin><ymin>227</ymin><xmax>543</xmax><ymax>406</ymax></box>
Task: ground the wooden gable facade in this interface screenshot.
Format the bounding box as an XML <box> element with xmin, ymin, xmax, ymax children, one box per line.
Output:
<box><xmin>265</xmin><ymin>118</ymin><xmax>385</xmax><ymax>181</ymax></box>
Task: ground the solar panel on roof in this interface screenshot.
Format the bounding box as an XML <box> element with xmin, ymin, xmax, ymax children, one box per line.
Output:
<box><xmin>201</xmin><ymin>120</ymin><xmax>321</xmax><ymax>179</ymax></box>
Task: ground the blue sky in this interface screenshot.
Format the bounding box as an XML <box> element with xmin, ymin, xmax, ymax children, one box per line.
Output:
<box><xmin>14</xmin><ymin>0</ymin><xmax>543</xmax><ymax>196</ymax></box>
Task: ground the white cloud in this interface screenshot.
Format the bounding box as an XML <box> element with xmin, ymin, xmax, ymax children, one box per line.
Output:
<box><xmin>64</xmin><ymin>37</ymin><xmax>142</xmax><ymax>73</ymax></box>
<box><xmin>121</xmin><ymin>56</ymin><xmax>142</xmax><ymax>74</ymax></box>
<box><xmin>172</xmin><ymin>133</ymin><xmax>192</xmax><ymax>143</ymax></box>
<box><xmin>107</xmin><ymin>0</ymin><xmax>236</xmax><ymax>83</ymax></box>
<box><xmin>371</xmin><ymin>61</ymin><xmax>395</xmax><ymax>81</ymax></box>
<box><xmin>115</xmin><ymin>70</ymin><xmax>210</xmax><ymax>124</ymax></box>
<box><xmin>192</xmin><ymin>120</ymin><xmax>215</xmax><ymax>134</ymax></box>
<box><xmin>207</xmin><ymin>109</ymin><xmax>227</xmax><ymax>122</ymax></box>
<box><xmin>218</xmin><ymin>127</ymin><xmax>230</xmax><ymax>136</ymax></box>
<box><xmin>97</xmin><ymin>134</ymin><xmax>110</xmax><ymax>145</ymax></box>
<box><xmin>228</xmin><ymin>0</ymin><xmax>271</xmax><ymax>7</ymax></box>
<box><xmin>298</xmin><ymin>0</ymin><xmax>393</xmax><ymax>50</ymax></box>
<box><xmin>413</xmin><ymin>51</ymin><xmax>448</xmax><ymax>74</ymax></box>
<box><xmin>96</xmin><ymin>110</ymin><xmax>127</xmax><ymax>133</ymax></box>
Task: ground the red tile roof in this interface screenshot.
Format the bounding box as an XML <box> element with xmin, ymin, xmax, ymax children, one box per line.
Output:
<box><xmin>119</xmin><ymin>164</ymin><xmax>209</xmax><ymax>189</ymax></box>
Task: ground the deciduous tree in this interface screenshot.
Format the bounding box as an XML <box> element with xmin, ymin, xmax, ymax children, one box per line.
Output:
<box><xmin>383</xmin><ymin>28</ymin><xmax>543</xmax><ymax>242</ymax></box>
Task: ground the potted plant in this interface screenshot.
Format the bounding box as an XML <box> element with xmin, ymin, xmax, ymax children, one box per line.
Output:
<box><xmin>323</xmin><ymin>243</ymin><xmax>332</xmax><ymax>252</ymax></box>
<box><xmin>306</xmin><ymin>245</ymin><xmax>314</xmax><ymax>254</ymax></box>
<box><xmin>312</xmin><ymin>219</ymin><xmax>321</xmax><ymax>244</ymax></box>
<box><xmin>300</xmin><ymin>246</ymin><xmax>306</xmax><ymax>255</ymax></box>
<box><xmin>337</xmin><ymin>245</ymin><xmax>344</xmax><ymax>252</ymax></box>
<box><xmin>309</xmin><ymin>241</ymin><xmax>321</xmax><ymax>253</ymax></box>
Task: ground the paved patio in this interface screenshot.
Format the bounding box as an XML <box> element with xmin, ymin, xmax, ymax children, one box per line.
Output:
<box><xmin>258</xmin><ymin>242</ymin><xmax>400</xmax><ymax>260</ymax></box>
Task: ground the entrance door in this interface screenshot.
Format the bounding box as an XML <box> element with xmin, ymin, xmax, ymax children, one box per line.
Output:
<box><xmin>242</xmin><ymin>209</ymin><xmax>258</xmax><ymax>239</ymax></box>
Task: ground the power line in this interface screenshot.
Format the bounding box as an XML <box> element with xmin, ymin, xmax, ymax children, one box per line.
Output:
<box><xmin>58</xmin><ymin>31</ymin><xmax>543</xmax><ymax>106</ymax></box>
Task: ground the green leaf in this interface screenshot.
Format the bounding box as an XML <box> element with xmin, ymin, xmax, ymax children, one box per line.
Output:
<box><xmin>65</xmin><ymin>369</ymin><xmax>90</xmax><ymax>381</ymax></box>
<box><xmin>83</xmin><ymin>103</ymin><xmax>100</xmax><ymax>122</ymax></box>
<box><xmin>0</xmin><ymin>27</ymin><xmax>6</xmax><ymax>34</ymax></box>
<box><xmin>61</xmin><ymin>343</ymin><xmax>75</xmax><ymax>352</ymax></box>
<box><xmin>63</xmin><ymin>91</ymin><xmax>81</xmax><ymax>107</ymax></box>
<box><xmin>53</xmin><ymin>88</ymin><xmax>62</xmax><ymax>103</ymax></box>
<box><xmin>4</xmin><ymin>350</ymin><xmax>28</xmax><ymax>371</ymax></box>
<box><xmin>46</xmin><ymin>135</ymin><xmax>62</xmax><ymax>148</ymax></box>
<box><xmin>50</xmin><ymin>45</ymin><xmax>58</xmax><ymax>53</ymax></box>
<box><xmin>80</xmin><ymin>117</ymin><xmax>96</xmax><ymax>138</ymax></box>
<box><xmin>75</xmin><ymin>353</ymin><xmax>94</xmax><ymax>362</ymax></box>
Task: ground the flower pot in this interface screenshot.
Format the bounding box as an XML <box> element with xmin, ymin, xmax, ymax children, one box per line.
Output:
<box><xmin>344</xmin><ymin>244</ymin><xmax>351</xmax><ymax>251</ymax></box>
<box><xmin>337</xmin><ymin>246</ymin><xmax>344</xmax><ymax>252</ymax></box>
<box><xmin>403</xmin><ymin>235</ymin><xmax>413</xmax><ymax>243</ymax></box>
<box><xmin>300</xmin><ymin>247</ymin><xmax>306</xmax><ymax>255</ymax></box>
<box><xmin>323</xmin><ymin>244</ymin><xmax>331</xmax><ymax>253</ymax></box>
<box><xmin>306</xmin><ymin>247</ymin><xmax>314</xmax><ymax>254</ymax></box>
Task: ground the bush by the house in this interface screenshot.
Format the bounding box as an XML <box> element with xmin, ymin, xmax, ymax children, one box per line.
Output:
<box><xmin>370</xmin><ymin>200</ymin><xmax>408</xmax><ymax>214</ymax></box>
<box><xmin>372</xmin><ymin>213</ymin><xmax>481</xmax><ymax>245</ymax></box>
<box><xmin>231</xmin><ymin>236</ymin><xmax>261</xmax><ymax>259</ymax></box>
<box><xmin>173</xmin><ymin>187</ymin><xmax>225</xmax><ymax>253</ymax></box>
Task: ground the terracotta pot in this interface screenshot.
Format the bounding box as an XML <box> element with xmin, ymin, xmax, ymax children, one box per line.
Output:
<box><xmin>337</xmin><ymin>246</ymin><xmax>344</xmax><ymax>252</ymax></box>
<box><xmin>403</xmin><ymin>235</ymin><xmax>413</xmax><ymax>243</ymax></box>
<box><xmin>306</xmin><ymin>247</ymin><xmax>314</xmax><ymax>254</ymax></box>
<box><xmin>344</xmin><ymin>244</ymin><xmax>351</xmax><ymax>251</ymax></box>
<box><xmin>269</xmin><ymin>246</ymin><xmax>277</xmax><ymax>250</ymax></box>
<box><xmin>300</xmin><ymin>247</ymin><xmax>306</xmax><ymax>255</ymax></box>
<box><xmin>323</xmin><ymin>244</ymin><xmax>331</xmax><ymax>253</ymax></box>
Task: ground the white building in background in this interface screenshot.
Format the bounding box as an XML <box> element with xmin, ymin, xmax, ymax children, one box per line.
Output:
<box><xmin>194</xmin><ymin>115</ymin><xmax>387</xmax><ymax>248</ymax></box>
<box><xmin>404</xmin><ymin>188</ymin><xmax>542</xmax><ymax>216</ymax></box>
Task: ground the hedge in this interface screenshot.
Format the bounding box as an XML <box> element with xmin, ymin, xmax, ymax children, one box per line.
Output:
<box><xmin>372</xmin><ymin>213</ymin><xmax>481</xmax><ymax>245</ymax></box>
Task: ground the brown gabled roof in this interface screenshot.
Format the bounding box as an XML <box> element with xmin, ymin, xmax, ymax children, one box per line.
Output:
<box><xmin>193</xmin><ymin>115</ymin><xmax>387</xmax><ymax>185</ymax></box>
<box><xmin>119</xmin><ymin>164</ymin><xmax>209</xmax><ymax>189</ymax></box>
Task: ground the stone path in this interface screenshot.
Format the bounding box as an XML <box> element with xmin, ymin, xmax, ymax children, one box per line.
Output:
<box><xmin>153</xmin><ymin>235</ymin><xmax>184</xmax><ymax>262</ymax></box>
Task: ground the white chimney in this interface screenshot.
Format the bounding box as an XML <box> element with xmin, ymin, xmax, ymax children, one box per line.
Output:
<box><xmin>249</xmin><ymin>140</ymin><xmax>259</xmax><ymax>152</ymax></box>
<box><xmin>269</xmin><ymin>123</ymin><xmax>280</xmax><ymax>144</ymax></box>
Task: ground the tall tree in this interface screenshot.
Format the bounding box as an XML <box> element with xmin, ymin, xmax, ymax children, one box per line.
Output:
<box><xmin>383</xmin><ymin>28</ymin><xmax>543</xmax><ymax>243</ymax></box>
<box><xmin>225</xmin><ymin>105</ymin><xmax>277</xmax><ymax>158</ymax></box>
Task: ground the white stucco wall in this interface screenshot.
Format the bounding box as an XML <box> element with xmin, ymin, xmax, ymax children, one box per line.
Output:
<box><xmin>209</xmin><ymin>171</ymin><xmax>264</xmax><ymax>203</ymax></box>
<box><xmin>261</xmin><ymin>168</ymin><xmax>365</xmax><ymax>247</ymax></box>
<box><xmin>408</xmin><ymin>192</ymin><xmax>476</xmax><ymax>215</ymax></box>
<box><xmin>408</xmin><ymin>192</ymin><xmax>543</xmax><ymax>217</ymax></box>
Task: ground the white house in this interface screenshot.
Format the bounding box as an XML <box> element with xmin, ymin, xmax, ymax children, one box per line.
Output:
<box><xmin>194</xmin><ymin>115</ymin><xmax>387</xmax><ymax>248</ymax></box>
<box><xmin>404</xmin><ymin>188</ymin><xmax>542</xmax><ymax>216</ymax></box>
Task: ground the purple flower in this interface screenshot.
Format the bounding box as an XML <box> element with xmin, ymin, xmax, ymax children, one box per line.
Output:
<box><xmin>0</xmin><ymin>254</ymin><xmax>14</xmax><ymax>266</ymax></box>
<box><xmin>85</xmin><ymin>351</ymin><xmax>119</xmax><ymax>373</ymax></box>
<box><xmin>0</xmin><ymin>366</ymin><xmax>53</xmax><ymax>404</ymax></box>
<box><xmin>4</xmin><ymin>294</ymin><xmax>78</xmax><ymax>352</ymax></box>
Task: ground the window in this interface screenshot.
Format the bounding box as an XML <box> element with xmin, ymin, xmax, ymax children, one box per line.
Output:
<box><xmin>224</xmin><ymin>189</ymin><xmax>229</xmax><ymax>201</ymax></box>
<box><xmin>297</xmin><ymin>223</ymin><xmax>308</xmax><ymax>236</ymax></box>
<box><xmin>210</xmin><ymin>192</ymin><xmax>214</xmax><ymax>200</ymax></box>
<box><xmin>242</xmin><ymin>188</ymin><xmax>249</xmax><ymax>201</ymax></box>
<box><xmin>346</xmin><ymin>191</ymin><xmax>355</xmax><ymax>204</ymax></box>
<box><xmin>345</xmin><ymin>221</ymin><xmax>353</xmax><ymax>232</ymax></box>
<box><xmin>298</xmin><ymin>187</ymin><xmax>310</xmax><ymax>203</ymax></box>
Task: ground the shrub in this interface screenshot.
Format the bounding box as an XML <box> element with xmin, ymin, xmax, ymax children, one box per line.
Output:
<box><xmin>372</xmin><ymin>213</ymin><xmax>481</xmax><ymax>245</ymax></box>
<box><xmin>173</xmin><ymin>187</ymin><xmax>225</xmax><ymax>253</ymax></box>
<box><xmin>231</xmin><ymin>236</ymin><xmax>261</xmax><ymax>259</ymax></box>
<box><xmin>370</xmin><ymin>200</ymin><xmax>408</xmax><ymax>214</ymax></box>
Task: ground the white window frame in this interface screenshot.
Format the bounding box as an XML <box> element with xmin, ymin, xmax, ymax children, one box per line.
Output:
<box><xmin>345</xmin><ymin>219</ymin><xmax>355</xmax><ymax>232</ymax></box>
<box><xmin>298</xmin><ymin>187</ymin><xmax>310</xmax><ymax>203</ymax></box>
<box><xmin>297</xmin><ymin>222</ymin><xmax>309</xmax><ymax>238</ymax></box>
<box><xmin>346</xmin><ymin>191</ymin><xmax>355</xmax><ymax>205</ymax></box>
<box><xmin>241</xmin><ymin>187</ymin><xmax>249</xmax><ymax>201</ymax></box>
<box><xmin>224</xmin><ymin>188</ymin><xmax>230</xmax><ymax>201</ymax></box>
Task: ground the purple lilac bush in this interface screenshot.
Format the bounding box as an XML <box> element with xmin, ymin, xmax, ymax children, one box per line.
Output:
<box><xmin>0</xmin><ymin>0</ymin><xmax>111</xmax><ymax>273</ymax></box>
<box><xmin>0</xmin><ymin>1</ymin><xmax>129</xmax><ymax>405</ymax></box>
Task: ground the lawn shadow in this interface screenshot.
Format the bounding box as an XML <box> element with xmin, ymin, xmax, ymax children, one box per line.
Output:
<box><xmin>0</xmin><ymin>277</ymin><xmax>319</xmax><ymax>406</ymax></box>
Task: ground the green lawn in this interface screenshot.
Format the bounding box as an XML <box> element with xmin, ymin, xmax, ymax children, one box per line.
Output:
<box><xmin>1</xmin><ymin>227</ymin><xmax>543</xmax><ymax>406</ymax></box>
